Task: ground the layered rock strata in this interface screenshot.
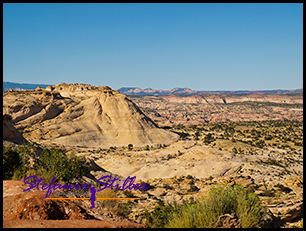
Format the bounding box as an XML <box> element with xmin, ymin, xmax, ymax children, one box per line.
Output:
<box><xmin>3</xmin><ymin>83</ymin><xmax>179</xmax><ymax>148</ymax></box>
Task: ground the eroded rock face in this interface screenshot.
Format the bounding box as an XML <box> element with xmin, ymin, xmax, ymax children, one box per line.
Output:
<box><xmin>3</xmin><ymin>114</ymin><xmax>23</xmax><ymax>140</ymax></box>
<box><xmin>3</xmin><ymin>84</ymin><xmax>179</xmax><ymax>149</ymax></box>
<box><xmin>131</xmin><ymin>93</ymin><xmax>303</xmax><ymax>125</ymax></box>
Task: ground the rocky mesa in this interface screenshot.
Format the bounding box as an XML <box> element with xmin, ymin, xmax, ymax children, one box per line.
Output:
<box><xmin>3</xmin><ymin>83</ymin><xmax>179</xmax><ymax>149</ymax></box>
<box><xmin>130</xmin><ymin>93</ymin><xmax>303</xmax><ymax>125</ymax></box>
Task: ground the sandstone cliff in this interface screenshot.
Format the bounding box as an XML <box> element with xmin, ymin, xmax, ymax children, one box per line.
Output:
<box><xmin>131</xmin><ymin>94</ymin><xmax>303</xmax><ymax>125</ymax></box>
<box><xmin>3</xmin><ymin>114</ymin><xmax>23</xmax><ymax>141</ymax></box>
<box><xmin>3</xmin><ymin>83</ymin><xmax>179</xmax><ymax>148</ymax></box>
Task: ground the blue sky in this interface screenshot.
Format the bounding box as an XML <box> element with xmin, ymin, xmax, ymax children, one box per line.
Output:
<box><xmin>3</xmin><ymin>3</ymin><xmax>303</xmax><ymax>91</ymax></box>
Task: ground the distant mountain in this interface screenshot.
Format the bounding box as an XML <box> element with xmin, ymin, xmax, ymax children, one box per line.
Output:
<box><xmin>4</xmin><ymin>82</ymin><xmax>303</xmax><ymax>95</ymax></box>
<box><xmin>117</xmin><ymin>87</ymin><xmax>198</xmax><ymax>96</ymax></box>
<box><xmin>3</xmin><ymin>81</ymin><xmax>49</xmax><ymax>91</ymax></box>
<box><xmin>118</xmin><ymin>87</ymin><xmax>303</xmax><ymax>96</ymax></box>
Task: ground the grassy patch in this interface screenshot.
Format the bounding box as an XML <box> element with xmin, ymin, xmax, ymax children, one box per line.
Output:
<box><xmin>144</xmin><ymin>184</ymin><xmax>265</xmax><ymax>228</ymax></box>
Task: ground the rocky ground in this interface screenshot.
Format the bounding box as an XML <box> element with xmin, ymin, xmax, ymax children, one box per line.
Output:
<box><xmin>76</xmin><ymin>139</ymin><xmax>303</xmax><ymax>228</ymax></box>
<box><xmin>3</xmin><ymin>180</ymin><xmax>147</xmax><ymax>228</ymax></box>
<box><xmin>5</xmin><ymin>134</ymin><xmax>301</xmax><ymax>227</ymax></box>
<box><xmin>130</xmin><ymin>93</ymin><xmax>303</xmax><ymax>125</ymax></box>
<box><xmin>3</xmin><ymin>84</ymin><xmax>303</xmax><ymax>228</ymax></box>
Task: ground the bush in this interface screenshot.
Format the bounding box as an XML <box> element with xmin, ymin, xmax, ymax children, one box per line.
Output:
<box><xmin>187</xmin><ymin>185</ymin><xmax>200</xmax><ymax>192</ymax></box>
<box><xmin>144</xmin><ymin>185</ymin><xmax>264</xmax><ymax>228</ymax></box>
<box><xmin>34</xmin><ymin>149</ymin><xmax>88</xmax><ymax>184</ymax></box>
<box><xmin>144</xmin><ymin>200</ymin><xmax>181</xmax><ymax>228</ymax></box>
<box><xmin>96</xmin><ymin>187</ymin><xmax>117</xmax><ymax>209</ymax></box>
<box><xmin>96</xmin><ymin>188</ymin><xmax>132</xmax><ymax>218</ymax></box>
<box><xmin>115</xmin><ymin>202</ymin><xmax>132</xmax><ymax>217</ymax></box>
<box><xmin>203</xmin><ymin>133</ymin><xmax>215</xmax><ymax>144</ymax></box>
<box><xmin>3</xmin><ymin>143</ymin><xmax>35</xmax><ymax>180</ymax></box>
<box><xmin>180</xmin><ymin>132</ymin><xmax>189</xmax><ymax>139</ymax></box>
<box><xmin>3</xmin><ymin>145</ymin><xmax>22</xmax><ymax>180</ymax></box>
<box><xmin>128</xmin><ymin>144</ymin><xmax>133</xmax><ymax>150</ymax></box>
<box><xmin>167</xmin><ymin>185</ymin><xmax>264</xmax><ymax>228</ymax></box>
<box><xmin>297</xmin><ymin>218</ymin><xmax>303</xmax><ymax>228</ymax></box>
<box><xmin>123</xmin><ymin>190</ymin><xmax>135</xmax><ymax>198</ymax></box>
<box><xmin>3</xmin><ymin>143</ymin><xmax>88</xmax><ymax>185</ymax></box>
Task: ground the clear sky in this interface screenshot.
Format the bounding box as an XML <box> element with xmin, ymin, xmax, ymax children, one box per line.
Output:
<box><xmin>3</xmin><ymin>3</ymin><xmax>303</xmax><ymax>91</ymax></box>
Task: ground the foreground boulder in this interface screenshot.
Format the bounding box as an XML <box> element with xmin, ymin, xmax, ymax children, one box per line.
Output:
<box><xmin>3</xmin><ymin>180</ymin><xmax>147</xmax><ymax>228</ymax></box>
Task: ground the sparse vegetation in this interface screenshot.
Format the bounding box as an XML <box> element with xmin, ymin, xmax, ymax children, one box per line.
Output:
<box><xmin>203</xmin><ymin>133</ymin><xmax>215</xmax><ymax>144</ymax></box>
<box><xmin>3</xmin><ymin>143</ymin><xmax>36</xmax><ymax>180</ymax></box>
<box><xmin>144</xmin><ymin>200</ymin><xmax>181</xmax><ymax>228</ymax></box>
<box><xmin>128</xmin><ymin>143</ymin><xmax>133</xmax><ymax>150</ymax></box>
<box><xmin>3</xmin><ymin>89</ymin><xmax>303</xmax><ymax>227</ymax></box>
<box><xmin>144</xmin><ymin>184</ymin><xmax>264</xmax><ymax>228</ymax></box>
<box><xmin>274</xmin><ymin>183</ymin><xmax>292</xmax><ymax>194</ymax></box>
<box><xmin>166</xmin><ymin>120</ymin><xmax>302</xmax><ymax>154</ymax></box>
<box><xmin>3</xmin><ymin>144</ymin><xmax>28</xmax><ymax>180</ymax></box>
<box><xmin>3</xmin><ymin>143</ymin><xmax>89</xmax><ymax>185</ymax></box>
<box><xmin>95</xmin><ymin>187</ymin><xmax>132</xmax><ymax>217</ymax></box>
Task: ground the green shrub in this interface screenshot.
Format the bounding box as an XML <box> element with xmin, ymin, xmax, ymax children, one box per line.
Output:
<box><xmin>128</xmin><ymin>144</ymin><xmax>133</xmax><ymax>150</ymax></box>
<box><xmin>123</xmin><ymin>190</ymin><xmax>135</xmax><ymax>198</ymax></box>
<box><xmin>145</xmin><ymin>185</ymin><xmax>264</xmax><ymax>228</ymax></box>
<box><xmin>3</xmin><ymin>145</ymin><xmax>22</xmax><ymax>179</ymax></box>
<box><xmin>187</xmin><ymin>185</ymin><xmax>200</xmax><ymax>192</ymax></box>
<box><xmin>297</xmin><ymin>218</ymin><xmax>303</xmax><ymax>228</ymax></box>
<box><xmin>34</xmin><ymin>149</ymin><xmax>88</xmax><ymax>184</ymax></box>
<box><xmin>204</xmin><ymin>133</ymin><xmax>215</xmax><ymax>144</ymax></box>
<box><xmin>180</xmin><ymin>132</ymin><xmax>189</xmax><ymax>138</ymax></box>
<box><xmin>234</xmin><ymin>186</ymin><xmax>264</xmax><ymax>228</ymax></box>
<box><xmin>144</xmin><ymin>200</ymin><xmax>182</xmax><ymax>228</ymax></box>
<box><xmin>3</xmin><ymin>143</ymin><xmax>88</xmax><ymax>185</ymax></box>
<box><xmin>115</xmin><ymin>202</ymin><xmax>132</xmax><ymax>217</ymax></box>
<box><xmin>3</xmin><ymin>143</ymin><xmax>35</xmax><ymax>180</ymax></box>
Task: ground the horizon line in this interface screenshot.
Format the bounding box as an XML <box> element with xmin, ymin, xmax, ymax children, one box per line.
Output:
<box><xmin>3</xmin><ymin>81</ymin><xmax>302</xmax><ymax>92</ymax></box>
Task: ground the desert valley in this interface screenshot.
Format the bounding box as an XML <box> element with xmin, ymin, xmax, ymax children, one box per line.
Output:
<box><xmin>3</xmin><ymin>83</ymin><xmax>303</xmax><ymax>228</ymax></box>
